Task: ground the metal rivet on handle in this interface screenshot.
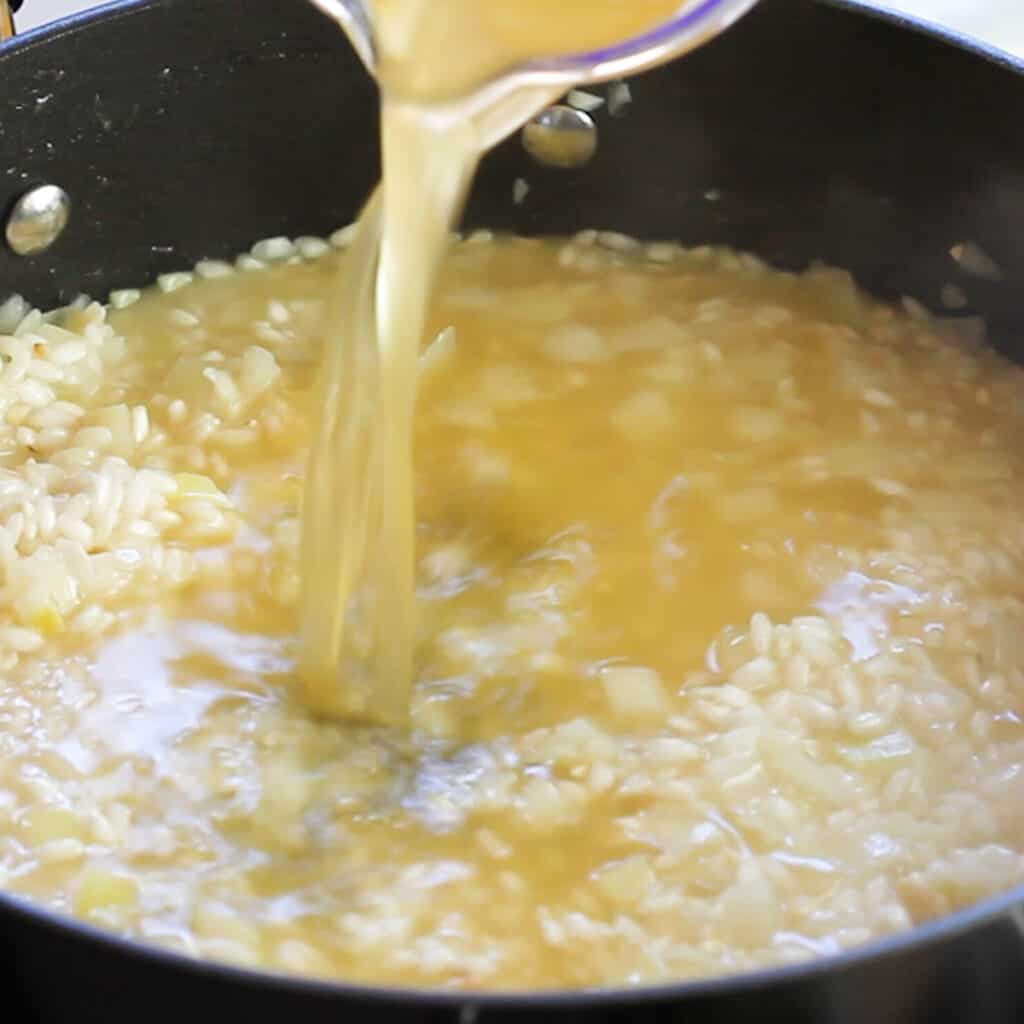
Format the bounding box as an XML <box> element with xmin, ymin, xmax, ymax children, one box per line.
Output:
<box><xmin>521</xmin><ymin>106</ymin><xmax>598</xmax><ymax>169</ymax></box>
<box><xmin>5</xmin><ymin>185</ymin><xmax>71</xmax><ymax>256</ymax></box>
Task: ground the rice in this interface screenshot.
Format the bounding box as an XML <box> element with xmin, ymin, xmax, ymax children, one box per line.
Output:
<box><xmin>157</xmin><ymin>272</ymin><xmax>194</xmax><ymax>294</ymax></box>
<box><xmin>0</xmin><ymin>229</ymin><xmax>1022</xmax><ymax>991</ymax></box>
<box><xmin>250</xmin><ymin>236</ymin><xmax>294</xmax><ymax>263</ymax></box>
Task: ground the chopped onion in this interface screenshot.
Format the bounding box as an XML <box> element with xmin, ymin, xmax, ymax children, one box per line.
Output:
<box><xmin>567</xmin><ymin>89</ymin><xmax>605</xmax><ymax>112</ymax></box>
<box><xmin>950</xmin><ymin>241</ymin><xmax>1003</xmax><ymax>281</ymax></box>
<box><xmin>607</xmin><ymin>80</ymin><xmax>632</xmax><ymax>117</ymax></box>
<box><xmin>601</xmin><ymin>665</ymin><xmax>669</xmax><ymax>718</ymax></box>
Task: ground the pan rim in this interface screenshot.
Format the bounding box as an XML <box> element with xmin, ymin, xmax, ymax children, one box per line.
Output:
<box><xmin>1</xmin><ymin>0</ymin><xmax>1024</xmax><ymax>1010</ymax></box>
<box><xmin>2</xmin><ymin>0</ymin><xmax>1020</xmax><ymax>72</ymax></box>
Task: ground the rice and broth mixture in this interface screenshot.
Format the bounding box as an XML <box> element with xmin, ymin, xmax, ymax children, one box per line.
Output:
<box><xmin>2</xmin><ymin>0</ymin><xmax>1024</xmax><ymax>995</ymax></box>
<box><xmin>2</xmin><ymin>232</ymin><xmax>1024</xmax><ymax>987</ymax></box>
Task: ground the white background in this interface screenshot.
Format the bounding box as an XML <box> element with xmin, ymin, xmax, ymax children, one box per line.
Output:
<box><xmin>13</xmin><ymin>0</ymin><xmax>1024</xmax><ymax>57</ymax></box>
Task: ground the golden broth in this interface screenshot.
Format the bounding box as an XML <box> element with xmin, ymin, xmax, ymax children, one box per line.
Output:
<box><xmin>373</xmin><ymin>0</ymin><xmax>691</xmax><ymax>100</ymax></box>
<box><xmin>2</xmin><ymin>235</ymin><xmax>1023</xmax><ymax>988</ymax></box>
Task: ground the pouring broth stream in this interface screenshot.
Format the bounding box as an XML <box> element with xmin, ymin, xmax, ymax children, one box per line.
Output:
<box><xmin>300</xmin><ymin>0</ymin><xmax>688</xmax><ymax>721</ymax></box>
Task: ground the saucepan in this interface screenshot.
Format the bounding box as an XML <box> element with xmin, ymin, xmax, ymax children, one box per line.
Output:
<box><xmin>2</xmin><ymin>0</ymin><xmax>1024</xmax><ymax>1021</ymax></box>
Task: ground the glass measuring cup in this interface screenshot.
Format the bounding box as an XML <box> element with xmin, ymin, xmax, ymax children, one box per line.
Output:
<box><xmin>309</xmin><ymin>0</ymin><xmax>760</xmax><ymax>144</ymax></box>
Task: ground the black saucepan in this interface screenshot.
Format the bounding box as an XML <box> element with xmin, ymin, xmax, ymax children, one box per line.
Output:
<box><xmin>2</xmin><ymin>1</ymin><xmax>1024</xmax><ymax>1021</ymax></box>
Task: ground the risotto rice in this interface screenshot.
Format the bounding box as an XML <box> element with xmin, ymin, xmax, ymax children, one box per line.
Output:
<box><xmin>1</xmin><ymin>231</ymin><xmax>1023</xmax><ymax>988</ymax></box>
